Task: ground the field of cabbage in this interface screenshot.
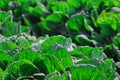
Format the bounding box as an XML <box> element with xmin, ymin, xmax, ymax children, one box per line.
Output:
<box><xmin>0</xmin><ymin>0</ymin><xmax>120</xmax><ymax>80</ymax></box>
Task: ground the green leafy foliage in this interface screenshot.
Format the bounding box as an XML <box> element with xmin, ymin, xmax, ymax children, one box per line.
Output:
<box><xmin>113</xmin><ymin>34</ymin><xmax>120</xmax><ymax>49</ymax></box>
<box><xmin>0</xmin><ymin>35</ymin><xmax>119</xmax><ymax>79</ymax></box>
<box><xmin>0</xmin><ymin>51</ymin><xmax>12</xmax><ymax>71</ymax></box>
<box><xmin>4</xmin><ymin>60</ymin><xmax>39</xmax><ymax>80</ymax></box>
<box><xmin>0</xmin><ymin>0</ymin><xmax>120</xmax><ymax>79</ymax></box>
<box><xmin>0</xmin><ymin>0</ymin><xmax>12</xmax><ymax>9</ymax></box>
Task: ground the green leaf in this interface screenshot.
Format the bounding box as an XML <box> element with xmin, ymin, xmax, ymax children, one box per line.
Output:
<box><xmin>113</xmin><ymin>35</ymin><xmax>120</xmax><ymax>49</ymax></box>
<box><xmin>46</xmin><ymin>12</ymin><xmax>68</xmax><ymax>23</ymax></box>
<box><xmin>84</xmin><ymin>18</ymin><xmax>93</xmax><ymax>32</ymax></box>
<box><xmin>91</xmin><ymin>8</ymin><xmax>98</xmax><ymax>27</ymax></box>
<box><xmin>76</xmin><ymin>58</ymin><xmax>119</xmax><ymax>78</ymax></box>
<box><xmin>98</xmin><ymin>14</ymin><xmax>118</xmax><ymax>37</ymax></box>
<box><xmin>0</xmin><ymin>11</ymin><xmax>12</xmax><ymax>26</ymax></box>
<box><xmin>38</xmin><ymin>13</ymin><xmax>68</xmax><ymax>35</ymax></box>
<box><xmin>17</xmin><ymin>0</ymin><xmax>35</xmax><ymax>7</ymax></box>
<box><xmin>33</xmin><ymin>54</ymin><xmax>64</xmax><ymax>74</ymax></box>
<box><xmin>75</xmin><ymin>35</ymin><xmax>94</xmax><ymax>46</ymax></box>
<box><xmin>14</xmin><ymin>49</ymin><xmax>38</xmax><ymax>62</ymax></box>
<box><xmin>38</xmin><ymin>20</ymin><xmax>51</xmax><ymax>32</ymax></box>
<box><xmin>17</xmin><ymin>0</ymin><xmax>35</xmax><ymax>13</ymax></box>
<box><xmin>97</xmin><ymin>11</ymin><xmax>119</xmax><ymax>37</ymax></box>
<box><xmin>31</xmin><ymin>6</ymin><xmax>43</xmax><ymax>16</ymax></box>
<box><xmin>85</xmin><ymin>0</ymin><xmax>101</xmax><ymax>11</ymax></box>
<box><xmin>16</xmin><ymin>37</ymin><xmax>33</xmax><ymax>48</ymax></box>
<box><xmin>2</xmin><ymin>22</ymin><xmax>21</xmax><ymax>37</ymax></box>
<box><xmin>67</xmin><ymin>0</ymin><xmax>80</xmax><ymax>8</ymax></box>
<box><xmin>0</xmin><ymin>0</ymin><xmax>11</xmax><ymax>9</ymax></box>
<box><xmin>67</xmin><ymin>14</ymin><xmax>87</xmax><ymax>32</ymax></box>
<box><xmin>67</xmin><ymin>0</ymin><xmax>87</xmax><ymax>8</ymax></box>
<box><xmin>22</xmin><ymin>15</ymin><xmax>32</xmax><ymax>26</ymax></box>
<box><xmin>103</xmin><ymin>44</ymin><xmax>115</xmax><ymax>58</ymax></box>
<box><xmin>45</xmin><ymin>71</ymin><xmax>71</xmax><ymax>80</ymax></box>
<box><xmin>102</xmin><ymin>59</ymin><xmax>118</xmax><ymax>79</ymax></box>
<box><xmin>44</xmin><ymin>71</ymin><xmax>61</xmax><ymax>80</ymax></box>
<box><xmin>32</xmin><ymin>36</ymin><xmax>73</xmax><ymax>68</ymax></box>
<box><xmin>46</xmin><ymin>0</ymin><xmax>56</xmax><ymax>5</ymax></box>
<box><xmin>67</xmin><ymin>64</ymin><xmax>104</xmax><ymax>80</ymax></box>
<box><xmin>50</xmin><ymin>48</ymin><xmax>73</xmax><ymax>68</ymax></box>
<box><xmin>4</xmin><ymin>60</ymin><xmax>39</xmax><ymax>80</ymax></box>
<box><xmin>52</xmin><ymin>2</ymin><xmax>74</xmax><ymax>15</ymax></box>
<box><xmin>0</xmin><ymin>41</ymin><xmax>18</xmax><ymax>52</ymax></box>
<box><xmin>70</xmin><ymin>46</ymin><xmax>106</xmax><ymax>61</ymax></box>
<box><xmin>103</xmin><ymin>0</ymin><xmax>120</xmax><ymax>8</ymax></box>
<box><xmin>38</xmin><ymin>35</ymin><xmax>73</xmax><ymax>53</ymax></box>
<box><xmin>61</xmin><ymin>71</ymin><xmax>72</xmax><ymax>80</ymax></box>
<box><xmin>0</xmin><ymin>51</ymin><xmax>12</xmax><ymax>70</ymax></box>
<box><xmin>0</xmin><ymin>68</ymin><xmax>3</xmax><ymax>79</ymax></box>
<box><xmin>20</xmin><ymin>26</ymin><xmax>29</xmax><ymax>33</ymax></box>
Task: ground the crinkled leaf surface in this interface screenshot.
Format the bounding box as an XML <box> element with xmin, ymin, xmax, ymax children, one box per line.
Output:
<box><xmin>4</xmin><ymin>60</ymin><xmax>39</xmax><ymax>80</ymax></box>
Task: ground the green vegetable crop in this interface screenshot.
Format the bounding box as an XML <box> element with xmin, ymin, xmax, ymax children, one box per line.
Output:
<box><xmin>0</xmin><ymin>0</ymin><xmax>120</xmax><ymax>80</ymax></box>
